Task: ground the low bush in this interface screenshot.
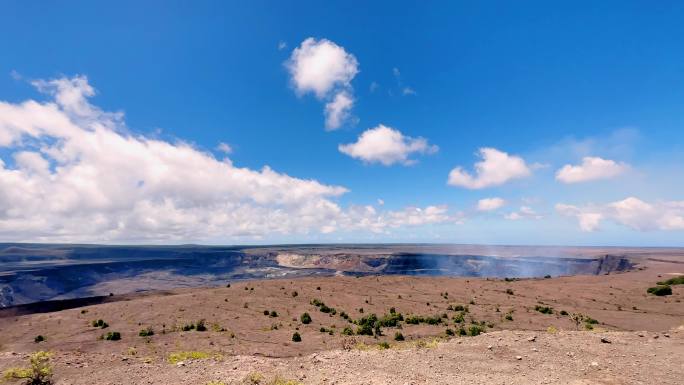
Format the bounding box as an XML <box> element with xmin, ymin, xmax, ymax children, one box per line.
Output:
<box><xmin>92</xmin><ymin>319</ymin><xmax>109</xmax><ymax>329</ymax></box>
<box><xmin>647</xmin><ymin>285</ymin><xmax>672</xmax><ymax>296</ymax></box>
<box><xmin>195</xmin><ymin>319</ymin><xmax>207</xmax><ymax>332</ymax></box>
<box><xmin>2</xmin><ymin>351</ymin><xmax>53</xmax><ymax>385</ymax></box>
<box><xmin>378</xmin><ymin>342</ymin><xmax>390</xmax><ymax>349</ymax></box>
<box><xmin>342</xmin><ymin>327</ymin><xmax>354</xmax><ymax>336</ymax></box>
<box><xmin>504</xmin><ymin>313</ymin><xmax>513</xmax><ymax>321</ymax></box>
<box><xmin>300</xmin><ymin>312</ymin><xmax>312</xmax><ymax>324</ymax></box>
<box><xmin>292</xmin><ymin>332</ymin><xmax>301</xmax><ymax>342</ymax></box>
<box><xmin>270</xmin><ymin>310</ymin><xmax>278</xmax><ymax>318</ymax></box>
<box><xmin>657</xmin><ymin>275</ymin><xmax>684</xmax><ymax>286</ymax></box>
<box><xmin>559</xmin><ymin>310</ymin><xmax>568</xmax><ymax>316</ymax></box>
<box><xmin>167</xmin><ymin>351</ymin><xmax>212</xmax><ymax>364</ymax></box>
<box><xmin>505</xmin><ymin>289</ymin><xmax>514</xmax><ymax>295</ymax></box>
<box><xmin>139</xmin><ymin>327</ymin><xmax>154</xmax><ymax>337</ymax></box>
<box><xmin>467</xmin><ymin>324</ymin><xmax>484</xmax><ymax>336</ymax></box>
<box><xmin>103</xmin><ymin>331</ymin><xmax>121</xmax><ymax>341</ymax></box>
<box><xmin>394</xmin><ymin>332</ymin><xmax>404</xmax><ymax>341</ymax></box>
<box><xmin>534</xmin><ymin>305</ymin><xmax>553</xmax><ymax>314</ymax></box>
<box><xmin>34</xmin><ymin>335</ymin><xmax>46</xmax><ymax>343</ymax></box>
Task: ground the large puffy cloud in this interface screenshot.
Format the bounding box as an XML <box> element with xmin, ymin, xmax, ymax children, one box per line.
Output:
<box><xmin>338</xmin><ymin>125</ymin><xmax>437</xmax><ymax>166</ymax></box>
<box><xmin>447</xmin><ymin>148</ymin><xmax>531</xmax><ymax>189</ymax></box>
<box><xmin>476</xmin><ymin>197</ymin><xmax>505</xmax><ymax>211</ymax></box>
<box><xmin>0</xmin><ymin>76</ymin><xmax>459</xmax><ymax>242</ymax></box>
<box><xmin>556</xmin><ymin>197</ymin><xmax>684</xmax><ymax>232</ymax></box>
<box><xmin>555</xmin><ymin>156</ymin><xmax>628</xmax><ymax>184</ymax></box>
<box><xmin>286</xmin><ymin>38</ymin><xmax>359</xmax><ymax>130</ymax></box>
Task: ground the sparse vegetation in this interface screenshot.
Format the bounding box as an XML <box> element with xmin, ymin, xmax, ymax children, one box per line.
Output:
<box><xmin>291</xmin><ymin>332</ymin><xmax>301</xmax><ymax>342</ymax></box>
<box><xmin>505</xmin><ymin>289</ymin><xmax>514</xmax><ymax>295</ymax></box>
<box><xmin>467</xmin><ymin>324</ymin><xmax>484</xmax><ymax>336</ymax></box>
<box><xmin>394</xmin><ymin>332</ymin><xmax>405</xmax><ymax>341</ymax></box>
<box><xmin>34</xmin><ymin>335</ymin><xmax>46</xmax><ymax>343</ymax></box>
<box><xmin>2</xmin><ymin>351</ymin><xmax>53</xmax><ymax>385</ymax></box>
<box><xmin>91</xmin><ymin>319</ymin><xmax>109</xmax><ymax>329</ymax></box>
<box><xmin>534</xmin><ymin>305</ymin><xmax>553</xmax><ymax>314</ymax></box>
<box><xmin>342</xmin><ymin>327</ymin><xmax>354</xmax><ymax>335</ymax></box>
<box><xmin>657</xmin><ymin>275</ymin><xmax>684</xmax><ymax>286</ymax></box>
<box><xmin>647</xmin><ymin>285</ymin><xmax>672</xmax><ymax>296</ymax></box>
<box><xmin>167</xmin><ymin>351</ymin><xmax>213</xmax><ymax>364</ymax></box>
<box><xmin>139</xmin><ymin>327</ymin><xmax>154</xmax><ymax>337</ymax></box>
<box><xmin>103</xmin><ymin>331</ymin><xmax>121</xmax><ymax>341</ymax></box>
<box><xmin>300</xmin><ymin>312</ymin><xmax>312</xmax><ymax>324</ymax></box>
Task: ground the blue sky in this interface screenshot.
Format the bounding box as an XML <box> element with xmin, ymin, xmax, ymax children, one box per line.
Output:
<box><xmin>0</xmin><ymin>1</ymin><xmax>683</xmax><ymax>245</ymax></box>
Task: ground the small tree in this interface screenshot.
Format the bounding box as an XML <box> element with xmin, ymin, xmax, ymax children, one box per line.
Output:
<box><xmin>3</xmin><ymin>351</ymin><xmax>53</xmax><ymax>385</ymax></box>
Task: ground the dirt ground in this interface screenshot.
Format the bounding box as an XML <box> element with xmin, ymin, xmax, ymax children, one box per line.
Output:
<box><xmin>0</xmin><ymin>256</ymin><xmax>682</xmax><ymax>384</ymax></box>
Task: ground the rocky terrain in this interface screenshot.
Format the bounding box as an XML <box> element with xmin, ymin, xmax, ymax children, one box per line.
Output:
<box><xmin>0</xmin><ymin>252</ymin><xmax>682</xmax><ymax>384</ymax></box>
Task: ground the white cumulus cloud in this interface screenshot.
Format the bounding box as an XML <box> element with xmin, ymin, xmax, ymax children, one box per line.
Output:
<box><xmin>555</xmin><ymin>156</ymin><xmax>628</xmax><ymax>184</ymax></box>
<box><xmin>556</xmin><ymin>197</ymin><xmax>684</xmax><ymax>232</ymax></box>
<box><xmin>447</xmin><ymin>148</ymin><xmax>532</xmax><ymax>189</ymax></box>
<box><xmin>504</xmin><ymin>206</ymin><xmax>542</xmax><ymax>221</ymax></box>
<box><xmin>338</xmin><ymin>124</ymin><xmax>438</xmax><ymax>166</ymax></box>
<box><xmin>0</xmin><ymin>75</ymin><xmax>457</xmax><ymax>243</ymax></box>
<box><xmin>286</xmin><ymin>38</ymin><xmax>359</xmax><ymax>130</ymax></box>
<box><xmin>477</xmin><ymin>197</ymin><xmax>506</xmax><ymax>211</ymax></box>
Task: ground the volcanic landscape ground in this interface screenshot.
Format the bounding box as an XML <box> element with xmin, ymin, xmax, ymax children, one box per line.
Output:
<box><xmin>0</xmin><ymin>246</ymin><xmax>682</xmax><ymax>384</ymax></box>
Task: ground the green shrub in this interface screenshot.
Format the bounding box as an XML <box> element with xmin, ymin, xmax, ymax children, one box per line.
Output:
<box><xmin>394</xmin><ymin>332</ymin><xmax>404</xmax><ymax>341</ymax></box>
<box><xmin>657</xmin><ymin>275</ymin><xmax>684</xmax><ymax>286</ymax></box>
<box><xmin>34</xmin><ymin>335</ymin><xmax>46</xmax><ymax>343</ymax></box>
<box><xmin>300</xmin><ymin>312</ymin><xmax>312</xmax><ymax>324</ymax></box>
<box><xmin>92</xmin><ymin>319</ymin><xmax>109</xmax><ymax>329</ymax></box>
<box><xmin>378</xmin><ymin>342</ymin><xmax>390</xmax><ymax>349</ymax></box>
<box><xmin>453</xmin><ymin>312</ymin><xmax>465</xmax><ymax>323</ymax></box>
<box><xmin>2</xmin><ymin>351</ymin><xmax>53</xmax><ymax>385</ymax></box>
<box><xmin>357</xmin><ymin>323</ymin><xmax>374</xmax><ymax>336</ymax></box>
<box><xmin>534</xmin><ymin>305</ymin><xmax>553</xmax><ymax>314</ymax></box>
<box><xmin>445</xmin><ymin>328</ymin><xmax>454</xmax><ymax>336</ymax></box>
<box><xmin>182</xmin><ymin>323</ymin><xmax>195</xmax><ymax>331</ymax></box>
<box><xmin>270</xmin><ymin>310</ymin><xmax>278</xmax><ymax>317</ymax></box>
<box><xmin>504</xmin><ymin>314</ymin><xmax>513</xmax><ymax>321</ymax></box>
<box><xmin>263</xmin><ymin>310</ymin><xmax>270</xmax><ymax>316</ymax></box>
<box><xmin>195</xmin><ymin>319</ymin><xmax>207</xmax><ymax>332</ymax></box>
<box><xmin>292</xmin><ymin>332</ymin><xmax>301</xmax><ymax>342</ymax></box>
<box><xmin>378</xmin><ymin>312</ymin><xmax>403</xmax><ymax>327</ymax></box>
<box><xmin>139</xmin><ymin>327</ymin><xmax>154</xmax><ymax>337</ymax></box>
<box><xmin>559</xmin><ymin>310</ymin><xmax>568</xmax><ymax>316</ymax></box>
<box><xmin>467</xmin><ymin>325</ymin><xmax>484</xmax><ymax>336</ymax></box>
<box><xmin>342</xmin><ymin>327</ymin><xmax>354</xmax><ymax>336</ymax></box>
<box><xmin>457</xmin><ymin>327</ymin><xmax>466</xmax><ymax>336</ymax></box>
<box><xmin>104</xmin><ymin>331</ymin><xmax>121</xmax><ymax>341</ymax></box>
<box><xmin>584</xmin><ymin>317</ymin><xmax>599</xmax><ymax>325</ymax></box>
<box><xmin>647</xmin><ymin>285</ymin><xmax>672</xmax><ymax>296</ymax></box>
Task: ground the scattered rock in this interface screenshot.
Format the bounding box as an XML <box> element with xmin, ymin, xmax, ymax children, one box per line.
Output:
<box><xmin>516</xmin><ymin>356</ymin><xmax>523</xmax><ymax>360</ymax></box>
<box><xmin>527</xmin><ymin>336</ymin><xmax>536</xmax><ymax>342</ymax></box>
<box><xmin>600</xmin><ymin>337</ymin><xmax>611</xmax><ymax>344</ymax></box>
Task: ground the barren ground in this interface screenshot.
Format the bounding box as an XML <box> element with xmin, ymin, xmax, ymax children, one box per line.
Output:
<box><xmin>0</xmin><ymin>256</ymin><xmax>682</xmax><ymax>384</ymax></box>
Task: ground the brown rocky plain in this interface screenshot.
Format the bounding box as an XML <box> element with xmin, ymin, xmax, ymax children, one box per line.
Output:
<box><xmin>0</xmin><ymin>253</ymin><xmax>682</xmax><ymax>384</ymax></box>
